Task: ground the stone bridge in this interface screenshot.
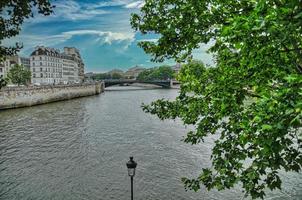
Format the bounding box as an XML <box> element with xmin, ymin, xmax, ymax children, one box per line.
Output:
<box><xmin>103</xmin><ymin>79</ymin><xmax>174</xmax><ymax>88</ymax></box>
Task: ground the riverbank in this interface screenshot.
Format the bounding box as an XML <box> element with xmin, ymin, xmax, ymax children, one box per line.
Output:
<box><xmin>0</xmin><ymin>82</ymin><xmax>104</xmax><ymax>110</ymax></box>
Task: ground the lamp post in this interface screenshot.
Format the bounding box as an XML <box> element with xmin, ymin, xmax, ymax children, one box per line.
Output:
<box><xmin>126</xmin><ymin>156</ymin><xmax>137</xmax><ymax>200</ymax></box>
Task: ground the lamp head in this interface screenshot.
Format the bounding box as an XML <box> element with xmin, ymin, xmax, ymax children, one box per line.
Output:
<box><xmin>126</xmin><ymin>156</ymin><xmax>137</xmax><ymax>177</ymax></box>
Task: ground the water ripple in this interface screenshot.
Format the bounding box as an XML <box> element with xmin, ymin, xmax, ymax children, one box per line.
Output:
<box><xmin>0</xmin><ymin>88</ymin><xmax>301</xmax><ymax>199</ymax></box>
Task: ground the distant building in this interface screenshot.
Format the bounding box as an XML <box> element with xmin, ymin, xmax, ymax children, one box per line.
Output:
<box><xmin>107</xmin><ymin>69</ymin><xmax>124</xmax><ymax>76</ymax></box>
<box><xmin>61</xmin><ymin>53</ymin><xmax>79</xmax><ymax>83</ymax></box>
<box><xmin>30</xmin><ymin>46</ymin><xmax>85</xmax><ymax>84</ymax></box>
<box><xmin>20</xmin><ymin>57</ymin><xmax>30</xmax><ymax>70</ymax></box>
<box><xmin>0</xmin><ymin>55</ymin><xmax>30</xmax><ymax>79</ymax></box>
<box><xmin>84</xmin><ymin>72</ymin><xmax>95</xmax><ymax>80</ymax></box>
<box><xmin>63</xmin><ymin>47</ymin><xmax>85</xmax><ymax>82</ymax></box>
<box><xmin>125</xmin><ymin>66</ymin><xmax>145</xmax><ymax>79</ymax></box>
<box><xmin>172</xmin><ymin>63</ymin><xmax>181</xmax><ymax>74</ymax></box>
<box><xmin>30</xmin><ymin>47</ymin><xmax>63</xmax><ymax>84</ymax></box>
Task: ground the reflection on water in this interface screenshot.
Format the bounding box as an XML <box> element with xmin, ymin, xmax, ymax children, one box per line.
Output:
<box><xmin>0</xmin><ymin>87</ymin><xmax>301</xmax><ymax>199</ymax></box>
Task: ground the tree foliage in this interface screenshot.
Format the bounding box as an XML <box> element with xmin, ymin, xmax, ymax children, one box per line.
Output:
<box><xmin>92</xmin><ymin>72</ymin><xmax>123</xmax><ymax>80</ymax></box>
<box><xmin>137</xmin><ymin>66</ymin><xmax>174</xmax><ymax>81</ymax></box>
<box><xmin>111</xmin><ymin>72</ymin><xmax>123</xmax><ymax>79</ymax></box>
<box><xmin>132</xmin><ymin>0</ymin><xmax>302</xmax><ymax>199</ymax></box>
<box><xmin>0</xmin><ymin>0</ymin><xmax>54</xmax><ymax>58</ymax></box>
<box><xmin>7</xmin><ymin>64</ymin><xmax>31</xmax><ymax>85</ymax></box>
<box><xmin>0</xmin><ymin>76</ymin><xmax>7</xmax><ymax>89</ymax></box>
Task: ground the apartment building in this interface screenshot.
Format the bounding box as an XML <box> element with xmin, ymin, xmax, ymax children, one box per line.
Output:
<box><xmin>61</xmin><ymin>53</ymin><xmax>79</xmax><ymax>83</ymax></box>
<box><xmin>30</xmin><ymin>46</ymin><xmax>84</xmax><ymax>84</ymax></box>
<box><xmin>63</xmin><ymin>47</ymin><xmax>84</xmax><ymax>82</ymax></box>
<box><xmin>30</xmin><ymin>47</ymin><xmax>63</xmax><ymax>84</ymax></box>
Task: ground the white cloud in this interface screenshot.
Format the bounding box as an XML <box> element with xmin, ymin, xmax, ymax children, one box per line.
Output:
<box><xmin>26</xmin><ymin>0</ymin><xmax>109</xmax><ymax>23</ymax></box>
<box><xmin>2</xmin><ymin>29</ymin><xmax>136</xmax><ymax>56</ymax></box>
<box><xmin>61</xmin><ymin>30</ymin><xmax>135</xmax><ymax>44</ymax></box>
<box><xmin>85</xmin><ymin>0</ymin><xmax>145</xmax><ymax>9</ymax></box>
<box><xmin>125</xmin><ymin>1</ymin><xmax>145</xmax><ymax>9</ymax></box>
<box><xmin>86</xmin><ymin>0</ymin><xmax>130</xmax><ymax>9</ymax></box>
<box><xmin>137</xmin><ymin>38</ymin><xmax>158</xmax><ymax>43</ymax></box>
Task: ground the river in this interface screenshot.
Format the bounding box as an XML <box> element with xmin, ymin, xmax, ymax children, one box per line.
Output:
<box><xmin>0</xmin><ymin>87</ymin><xmax>301</xmax><ymax>200</ymax></box>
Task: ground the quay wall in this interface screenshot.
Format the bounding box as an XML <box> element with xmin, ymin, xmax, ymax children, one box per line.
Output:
<box><xmin>0</xmin><ymin>82</ymin><xmax>104</xmax><ymax>110</ymax></box>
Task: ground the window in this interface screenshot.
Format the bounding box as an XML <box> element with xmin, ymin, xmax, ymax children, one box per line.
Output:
<box><xmin>33</xmin><ymin>68</ymin><xmax>35</xmax><ymax>72</ymax></box>
<box><xmin>40</xmin><ymin>73</ymin><xmax>43</xmax><ymax>78</ymax></box>
<box><xmin>40</xmin><ymin>57</ymin><xmax>42</xmax><ymax>60</ymax></box>
<box><xmin>32</xmin><ymin>57</ymin><xmax>35</xmax><ymax>61</ymax></box>
<box><xmin>33</xmin><ymin>62</ymin><xmax>35</xmax><ymax>66</ymax></box>
<box><xmin>0</xmin><ymin>68</ymin><xmax>2</xmax><ymax>72</ymax></box>
<box><xmin>33</xmin><ymin>73</ymin><xmax>36</xmax><ymax>78</ymax></box>
<box><xmin>40</xmin><ymin>68</ymin><xmax>42</xmax><ymax>72</ymax></box>
<box><xmin>40</xmin><ymin>62</ymin><xmax>42</xmax><ymax>66</ymax></box>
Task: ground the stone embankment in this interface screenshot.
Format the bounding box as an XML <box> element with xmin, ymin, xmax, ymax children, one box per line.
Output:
<box><xmin>0</xmin><ymin>82</ymin><xmax>104</xmax><ymax>110</ymax></box>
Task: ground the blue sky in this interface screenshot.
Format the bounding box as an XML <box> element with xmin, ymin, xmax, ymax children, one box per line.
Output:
<box><xmin>3</xmin><ymin>0</ymin><xmax>213</xmax><ymax>73</ymax></box>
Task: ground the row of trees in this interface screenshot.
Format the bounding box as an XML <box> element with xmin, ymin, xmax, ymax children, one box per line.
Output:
<box><xmin>0</xmin><ymin>64</ymin><xmax>31</xmax><ymax>89</ymax></box>
<box><xmin>137</xmin><ymin>66</ymin><xmax>174</xmax><ymax>81</ymax></box>
<box><xmin>91</xmin><ymin>72</ymin><xmax>123</xmax><ymax>80</ymax></box>
<box><xmin>91</xmin><ymin>66</ymin><xmax>174</xmax><ymax>81</ymax></box>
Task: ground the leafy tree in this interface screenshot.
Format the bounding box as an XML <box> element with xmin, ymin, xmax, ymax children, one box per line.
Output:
<box><xmin>132</xmin><ymin>0</ymin><xmax>302</xmax><ymax>199</ymax></box>
<box><xmin>92</xmin><ymin>72</ymin><xmax>123</xmax><ymax>80</ymax></box>
<box><xmin>111</xmin><ymin>72</ymin><xmax>123</xmax><ymax>79</ymax></box>
<box><xmin>137</xmin><ymin>66</ymin><xmax>174</xmax><ymax>81</ymax></box>
<box><xmin>7</xmin><ymin>64</ymin><xmax>31</xmax><ymax>85</ymax></box>
<box><xmin>137</xmin><ymin>69</ymin><xmax>153</xmax><ymax>81</ymax></box>
<box><xmin>0</xmin><ymin>76</ymin><xmax>7</xmax><ymax>89</ymax></box>
<box><xmin>0</xmin><ymin>0</ymin><xmax>54</xmax><ymax>58</ymax></box>
<box><xmin>156</xmin><ymin>65</ymin><xmax>174</xmax><ymax>80</ymax></box>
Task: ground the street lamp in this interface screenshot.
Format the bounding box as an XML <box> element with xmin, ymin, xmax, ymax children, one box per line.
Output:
<box><xmin>126</xmin><ymin>156</ymin><xmax>137</xmax><ymax>200</ymax></box>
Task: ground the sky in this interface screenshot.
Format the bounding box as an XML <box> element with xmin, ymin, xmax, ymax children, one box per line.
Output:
<box><xmin>3</xmin><ymin>0</ymin><xmax>213</xmax><ymax>73</ymax></box>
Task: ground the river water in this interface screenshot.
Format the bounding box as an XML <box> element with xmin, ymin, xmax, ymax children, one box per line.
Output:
<box><xmin>0</xmin><ymin>87</ymin><xmax>301</xmax><ymax>200</ymax></box>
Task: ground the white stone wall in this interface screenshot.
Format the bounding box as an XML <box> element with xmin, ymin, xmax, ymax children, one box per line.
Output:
<box><xmin>0</xmin><ymin>83</ymin><xmax>104</xmax><ymax>110</ymax></box>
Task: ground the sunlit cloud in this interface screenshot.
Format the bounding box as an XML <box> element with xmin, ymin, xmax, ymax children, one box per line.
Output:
<box><xmin>62</xmin><ymin>30</ymin><xmax>135</xmax><ymax>44</ymax></box>
<box><xmin>26</xmin><ymin>0</ymin><xmax>109</xmax><ymax>23</ymax></box>
<box><xmin>125</xmin><ymin>1</ymin><xmax>145</xmax><ymax>9</ymax></box>
<box><xmin>137</xmin><ymin>38</ymin><xmax>158</xmax><ymax>43</ymax></box>
<box><xmin>85</xmin><ymin>0</ymin><xmax>130</xmax><ymax>9</ymax></box>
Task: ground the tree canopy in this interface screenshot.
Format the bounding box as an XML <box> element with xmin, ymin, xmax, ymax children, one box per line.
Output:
<box><xmin>137</xmin><ymin>66</ymin><xmax>174</xmax><ymax>81</ymax></box>
<box><xmin>0</xmin><ymin>76</ymin><xmax>7</xmax><ymax>89</ymax></box>
<box><xmin>7</xmin><ymin>64</ymin><xmax>31</xmax><ymax>85</ymax></box>
<box><xmin>0</xmin><ymin>0</ymin><xmax>54</xmax><ymax>58</ymax></box>
<box><xmin>92</xmin><ymin>72</ymin><xmax>123</xmax><ymax>80</ymax></box>
<box><xmin>132</xmin><ymin>0</ymin><xmax>302</xmax><ymax>199</ymax></box>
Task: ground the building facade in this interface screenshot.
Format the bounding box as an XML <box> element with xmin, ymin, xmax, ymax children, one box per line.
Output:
<box><xmin>30</xmin><ymin>46</ymin><xmax>84</xmax><ymax>84</ymax></box>
<box><xmin>61</xmin><ymin>53</ymin><xmax>79</xmax><ymax>83</ymax></box>
<box><xmin>30</xmin><ymin>47</ymin><xmax>63</xmax><ymax>84</ymax></box>
<box><xmin>63</xmin><ymin>47</ymin><xmax>84</xmax><ymax>82</ymax></box>
<box><xmin>124</xmin><ymin>66</ymin><xmax>146</xmax><ymax>79</ymax></box>
<box><xmin>0</xmin><ymin>56</ymin><xmax>30</xmax><ymax>79</ymax></box>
